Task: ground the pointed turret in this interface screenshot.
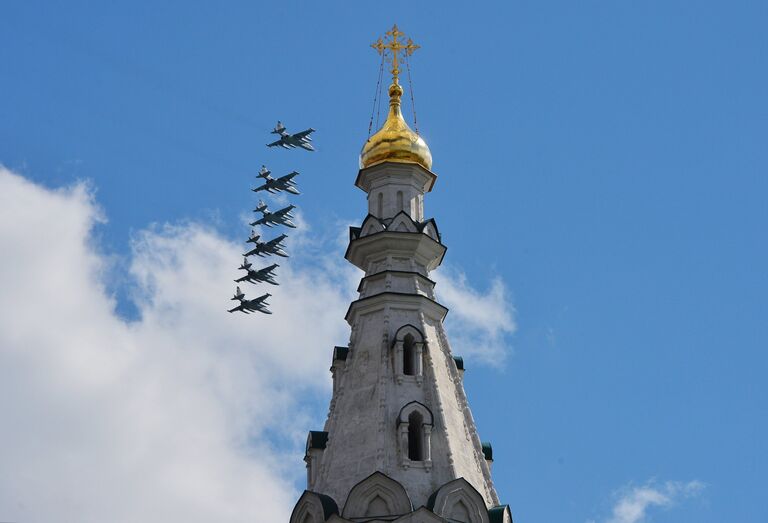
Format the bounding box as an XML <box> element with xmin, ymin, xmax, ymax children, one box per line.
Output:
<box><xmin>290</xmin><ymin>25</ymin><xmax>512</xmax><ymax>523</ymax></box>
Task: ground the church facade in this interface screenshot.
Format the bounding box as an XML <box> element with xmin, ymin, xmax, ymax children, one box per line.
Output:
<box><xmin>289</xmin><ymin>26</ymin><xmax>513</xmax><ymax>523</ymax></box>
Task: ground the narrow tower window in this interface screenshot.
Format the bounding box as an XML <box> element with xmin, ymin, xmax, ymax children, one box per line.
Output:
<box><xmin>403</xmin><ymin>333</ymin><xmax>415</xmax><ymax>376</ymax></box>
<box><xmin>377</xmin><ymin>192</ymin><xmax>383</xmax><ymax>217</ymax></box>
<box><xmin>398</xmin><ymin>401</ymin><xmax>433</xmax><ymax>468</ymax></box>
<box><xmin>407</xmin><ymin>411</ymin><xmax>424</xmax><ymax>461</ymax></box>
<box><xmin>397</xmin><ymin>191</ymin><xmax>404</xmax><ymax>213</ymax></box>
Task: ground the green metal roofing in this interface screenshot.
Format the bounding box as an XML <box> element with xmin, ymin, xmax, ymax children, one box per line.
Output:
<box><xmin>333</xmin><ymin>346</ymin><xmax>349</xmax><ymax>361</ymax></box>
<box><xmin>481</xmin><ymin>441</ymin><xmax>493</xmax><ymax>461</ymax></box>
<box><xmin>489</xmin><ymin>504</ymin><xmax>512</xmax><ymax>523</ymax></box>
<box><xmin>307</xmin><ymin>431</ymin><xmax>328</xmax><ymax>451</ymax></box>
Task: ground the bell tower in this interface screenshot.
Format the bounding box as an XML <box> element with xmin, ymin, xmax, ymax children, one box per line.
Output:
<box><xmin>290</xmin><ymin>26</ymin><xmax>513</xmax><ymax>523</ymax></box>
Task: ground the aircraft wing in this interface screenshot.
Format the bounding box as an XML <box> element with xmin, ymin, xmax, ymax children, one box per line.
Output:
<box><xmin>266</xmin><ymin>138</ymin><xmax>284</xmax><ymax>147</ymax></box>
<box><xmin>252</xmin><ymin>182</ymin><xmax>269</xmax><ymax>192</ymax></box>
<box><xmin>273</xmin><ymin>205</ymin><xmax>295</xmax><ymax>217</ymax></box>
<box><xmin>243</xmin><ymin>245</ymin><xmax>262</xmax><ymax>257</ymax></box>
<box><xmin>257</xmin><ymin>264</ymin><xmax>278</xmax><ymax>276</ymax></box>
<box><xmin>266</xmin><ymin>234</ymin><xmax>287</xmax><ymax>246</ymax></box>
<box><xmin>247</xmin><ymin>302</ymin><xmax>272</xmax><ymax>314</ymax></box>
<box><xmin>279</xmin><ymin>171</ymin><xmax>299</xmax><ymax>182</ymax></box>
<box><xmin>292</xmin><ymin>128</ymin><xmax>315</xmax><ymax>139</ymax></box>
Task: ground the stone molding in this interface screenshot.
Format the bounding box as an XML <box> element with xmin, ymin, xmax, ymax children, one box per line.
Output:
<box><xmin>345</xmin><ymin>230</ymin><xmax>447</xmax><ymax>273</ymax></box>
<box><xmin>291</xmin><ymin>475</ymin><xmax>503</xmax><ymax>523</ymax></box>
<box><xmin>289</xmin><ymin>491</ymin><xmax>339</xmax><ymax>523</ymax></box>
<box><xmin>344</xmin><ymin>292</ymin><xmax>449</xmax><ymax>327</ymax></box>
<box><xmin>341</xmin><ymin>471</ymin><xmax>413</xmax><ymax>520</ymax></box>
<box><xmin>427</xmin><ymin>478</ymin><xmax>490</xmax><ymax>523</ymax></box>
<box><xmin>355</xmin><ymin>161</ymin><xmax>437</xmax><ymax>194</ymax></box>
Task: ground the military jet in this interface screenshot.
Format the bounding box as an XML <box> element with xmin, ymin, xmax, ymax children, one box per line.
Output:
<box><xmin>235</xmin><ymin>263</ymin><xmax>279</xmax><ymax>285</ymax></box>
<box><xmin>250</xmin><ymin>200</ymin><xmax>297</xmax><ymax>228</ymax></box>
<box><xmin>238</xmin><ymin>257</ymin><xmax>252</xmax><ymax>271</ymax></box>
<box><xmin>243</xmin><ymin>233</ymin><xmax>289</xmax><ymax>258</ymax></box>
<box><xmin>228</xmin><ymin>291</ymin><xmax>272</xmax><ymax>314</ymax></box>
<box><xmin>267</xmin><ymin>121</ymin><xmax>315</xmax><ymax>151</ymax></box>
<box><xmin>252</xmin><ymin>166</ymin><xmax>300</xmax><ymax>196</ymax></box>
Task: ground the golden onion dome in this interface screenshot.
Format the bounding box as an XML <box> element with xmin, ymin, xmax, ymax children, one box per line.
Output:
<box><xmin>360</xmin><ymin>82</ymin><xmax>432</xmax><ymax>171</ymax></box>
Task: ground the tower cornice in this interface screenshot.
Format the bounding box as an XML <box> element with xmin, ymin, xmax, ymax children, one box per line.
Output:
<box><xmin>355</xmin><ymin>161</ymin><xmax>437</xmax><ymax>194</ymax></box>
<box><xmin>356</xmin><ymin>270</ymin><xmax>436</xmax><ymax>293</ymax></box>
<box><xmin>345</xmin><ymin>231</ymin><xmax>447</xmax><ymax>273</ymax></box>
<box><xmin>344</xmin><ymin>291</ymin><xmax>448</xmax><ymax>326</ymax></box>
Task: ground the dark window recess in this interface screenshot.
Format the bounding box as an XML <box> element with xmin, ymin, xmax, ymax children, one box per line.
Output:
<box><xmin>408</xmin><ymin>411</ymin><xmax>424</xmax><ymax>461</ymax></box>
<box><xmin>403</xmin><ymin>334</ymin><xmax>416</xmax><ymax>376</ymax></box>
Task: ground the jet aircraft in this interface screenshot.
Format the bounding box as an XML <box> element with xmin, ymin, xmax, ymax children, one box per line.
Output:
<box><xmin>250</xmin><ymin>200</ymin><xmax>297</xmax><ymax>228</ymax></box>
<box><xmin>235</xmin><ymin>263</ymin><xmax>279</xmax><ymax>285</ymax></box>
<box><xmin>238</xmin><ymin>257</ymin><xmax>252</xmax><ymax>271</ymax></box>
<box><xmin>228</xmin><ymin>291</ymin><xmax>272</xmax><ymax>314</ymax></box>
<box><xmin>252</xmin><ymin>166</ymin><xmax>300</xmax><ymax>195</ymax></box>
<box><xmin>243</xmin><ymin>233</ymin><xmax>289</xmax><ymax>258</ymax></box>
<box><xmin>267</xmin><ymin>121</ymin><xmax>315</xmax><ymax>151</ymax></box>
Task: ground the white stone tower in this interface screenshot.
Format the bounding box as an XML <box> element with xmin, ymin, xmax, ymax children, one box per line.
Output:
<box><xmin>290</xmin><ymin>26</ymin><xmax>513</xmax><ymax>523</ymax></box>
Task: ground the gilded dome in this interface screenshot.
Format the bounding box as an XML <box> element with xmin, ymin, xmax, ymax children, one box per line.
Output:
<box><xmin>360</xmin><ymin>83</ymin><xmax>432</xmax><ymax>171</ymax></box>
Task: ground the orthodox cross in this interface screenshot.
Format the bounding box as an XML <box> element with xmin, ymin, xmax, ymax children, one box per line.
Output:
<box><xmin>371</xmin><ymin>24</ymin><xmax>420</xmax><ymax>84</ymax></box>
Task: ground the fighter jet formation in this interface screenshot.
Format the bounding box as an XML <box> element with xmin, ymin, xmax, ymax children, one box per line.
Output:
<box><xmin>243</xmin><ymin>232</ymin><xmax>289</xmax><ymax>258</ymax></box>
<box><xmin>228</xmin><ymin>121</ymin><xmax>315</xmax><ymax>315</ymax></box>
<box><xmin>250</xmin><ymin>200</ymin><xmax>297</xmax><ymax>228</ymax></box>
<box><xmin>228</xmin><ymin>287</ymin><xmax>272</xmax><ymax>314</ymax></box>
<box><xmin>235</xmin><ymin>262</ymin><xmax>279</xmax><ymax>285</ymax></box>
<box><xmin>252</xmin><ymin>165</ymin><xmax>300</xmax><ymax>195</ymax></box>
<box><xmin>267</xmin><ymin>121</ymin><xmax>316</xmax><ymax>151</ymax></box>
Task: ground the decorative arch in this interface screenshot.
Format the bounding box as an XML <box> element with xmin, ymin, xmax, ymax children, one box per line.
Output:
<box><xmin>397</xmin><ymin>401</ymin><xmax>434</xmax><ymax>468</ymax></box>
<box><xmin>388</xmin><ymin>211</ymin><xmax>419</xmax><ymax>233</ymax></box>
<box><xmin>397</xmin><ymin>401</ymin><xmax>434</xmax><ymax>425</ymax></box>
<box><xmin>427</xmin><ymin>478</ymin><xmax>490</xmax><ymax>523</ymax></box>
<box><xmin>393</xmin><ymin>324</ymin><xmax>425</xmax><ymax>343</ymax></box>
<box><xmin>421</xmin><ymin>220</ymin><xmax>440</xmax><ymax>241</ymax></box>
<box><xmin>342</xmin><ymin>471</ymin><xmax>412</xmax><ymax>519</ymax></box>
<box><xmin>392</xmin><ymin>325</ymin><xmax>425</xmax><ymax>383</ymax></box>
<box><xmin>290</xmin><ymin>491</ymin><xmax>339</xmax><ymax>523</ymax></box>
<box><xmin>360</xmin><ymin>214</ymin><xmax>385</xmax><ymax>237</ymax></box>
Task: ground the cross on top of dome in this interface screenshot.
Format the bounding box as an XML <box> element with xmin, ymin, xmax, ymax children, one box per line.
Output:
<box><xmin>370</xmin><ymin>24</ymin><xmax>420</xmax><ymax>85</ymax></box>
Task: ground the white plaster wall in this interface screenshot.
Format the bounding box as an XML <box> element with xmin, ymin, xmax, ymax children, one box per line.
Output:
<box><xmin>360</xmin><ymin>273</ymin><xmax>434</xmax><ymax>298</ymax></box>
<box><xmin>368</xmin><ymin>182</ymin><xmax>424</xmax><ymax>220</ymax></box>
<box><xmin>314</xmin><ymin>301</ymin><xmax>498</xmax><ymax>510</ymax></box>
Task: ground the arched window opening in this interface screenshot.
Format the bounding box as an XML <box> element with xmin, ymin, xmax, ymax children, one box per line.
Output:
<box><xmin>407</xmin><ymin>412</ymin><xmax>424</xmax><ymax>461</ymax></box>
<box><xmin>397</xmin><ymin>191</ymin><xmax>404</xmax><ymax>212</ymax></box>
<box><xmin>403</xmin><ymin>334</ymin><xmax>416</xmax><ymax>376</ymax></box>
<box><xmin>377</xmin><ymin>192</ymin><xmax>383</xmax><ymax>217</ymax></box>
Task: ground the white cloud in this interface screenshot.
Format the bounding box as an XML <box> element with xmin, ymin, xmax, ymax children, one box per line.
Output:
<box><xmin>0</xmin><ymin>166</ymin><xmax>515</xmax><ymax>522</ymax></box>
<box><xmin>593</xmin><ymin>479</ymin><xmax>705</xmax><ymax>523</ymax></box>
<box><xmin>435</xmin><ymin>267</ymin><xmax>517</xmax><ymax>366</ymax></box>
<box><xmin>0</xmin><ymin>167</ymin><xmax>353</xmax><ymax>522</ymax></box>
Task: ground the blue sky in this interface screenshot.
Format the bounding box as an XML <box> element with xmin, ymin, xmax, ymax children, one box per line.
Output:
<box><xmin>2</xmin><ymin>1</ymin><xmax>767</xmax><ymax>522</ymax></box>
